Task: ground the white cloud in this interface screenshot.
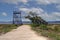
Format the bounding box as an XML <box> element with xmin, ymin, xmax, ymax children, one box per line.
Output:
<box><xmin>2</xmin><ymin>12</ymin><xmax>7</xmax><ymax>16</ymax></box>
<box><xmin>43</xmin><ymin>12</ymin><xmax>60</xmax><ymax>21</ymax></box>
<box><xmin>1</xmin><ymin>0</ymin><xmax>60</xmax><ymax>5</ymax></box>
<box><xmin>38</xmin><ymin>12</ymin><xmax>60</xmax><ymax>21</ymax></box>
<box><xmin>52</xmin><ymin>12</ymin><xmax>60</xmax><ymax>16</ymax></box>
<box><xmin>1</xmin><ymin>0</ymin><xmax>28</xmax><ymax>4</ymax></box>
<box><xmin>19</xmin><ymin>7</ymin><xmax>44</xmax><ymax>14</ymax></box>
<box><xmin>19</xmin><ymin>7</ymin><xmax>49</xmax><ymax>20</ymax></box>
<box><xmin>35</xmin><ymin>0</ymin><xmax>50</xmax><ymax>5</ymax></box>
<box><xmin>36</xmin><ymin>0</ymin><xmax>60</xmax><ymax>5</ymax></box>
<box><xmin>19</xmin><ymin>7</ymin><xmax>60</xmax><ymax>21</ymax></box>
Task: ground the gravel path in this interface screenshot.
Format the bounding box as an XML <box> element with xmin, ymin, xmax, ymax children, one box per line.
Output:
<box><xmin>0</xmin><ymin>25</ymin><xmax>48</xmax><ymax>40</ymax></box>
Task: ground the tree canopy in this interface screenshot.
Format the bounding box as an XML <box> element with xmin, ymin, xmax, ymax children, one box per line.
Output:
<box><xmin>25</xmin><ymin>12</ymin><xmax>48</xmax><ymax>25</ymax></box>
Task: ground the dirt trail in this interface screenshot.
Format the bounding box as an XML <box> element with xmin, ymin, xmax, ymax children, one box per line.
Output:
<box><xmin>0</xmin><ymin>25</ymin><xmax>48</xmax><ymax>40</ymax></box>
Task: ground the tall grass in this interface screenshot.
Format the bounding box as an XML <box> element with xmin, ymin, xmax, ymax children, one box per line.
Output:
<box><xmin>30</xmin><ymin>24</ymin><xmax>60</xmax><ymax>40</ymax></box>
<box><xmin>0</xmin><ymin>24</ymin><xmax>21</xmax><ymax>35</ymax></box>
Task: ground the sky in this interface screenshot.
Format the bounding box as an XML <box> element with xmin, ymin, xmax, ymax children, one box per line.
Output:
<box><xmin>0</xmin><ymin>0</ymin><xmax>60</xmax><ymax>22</ymax></box>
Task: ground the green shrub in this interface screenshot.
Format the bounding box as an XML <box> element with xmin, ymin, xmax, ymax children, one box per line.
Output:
<box><xmin>30</xmin><ymin>23</ymin><xmax>40</xmax><ymax>27</ymax></box>
<box><xmin>40</xmin><ymin>24</ymin><xmax>48</xmax><ymax>30</ymax></box>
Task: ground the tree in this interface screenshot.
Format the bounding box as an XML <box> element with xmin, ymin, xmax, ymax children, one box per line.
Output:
<box><xmin>25</xmin><ymin>11</ymin><xmax>48</xmax><ymax>25</ymax></box>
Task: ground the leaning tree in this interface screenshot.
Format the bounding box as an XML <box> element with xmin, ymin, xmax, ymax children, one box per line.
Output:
<box><xmin>25</xmin><ymin>11</ymin><xmax>48</xmax><ymax>25</ymax></box>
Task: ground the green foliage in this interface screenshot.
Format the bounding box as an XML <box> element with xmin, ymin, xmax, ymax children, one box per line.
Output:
<box><xmin>41</xmin><ymin>30</ymin><xmax>60</xmax><ymax>40</ymax></box>
<box><xmin>53</xmin><ymin>25</ymin><xmax>60</xmax><ymax>32</ymax></box>
<box><xmin>25</xmin><ymin>11</ymin><xmax>48</xmax><ymax>26</ymax></box>
<box><xmin>0</xmin><ymin>24</ymin><xmax>19</xmax><ymax>35</ymax></box>
<box><xmin>40</xmin><ymin>24</ymin><xmax>48</xmax><ymax>30</ymax></box>
<box><xmin>30</xmin><ymin>23</ymin><xmax>60</xmax><ymax>40</ymax></box>
<box><xmin>30</xmin><ymin>23</ymin><xmax>40</xmax><ymax>27</ymax></box>
<box><xmin>26</xmin><ymin>11</ymin><xmax>60</xmax><ymax>40</ymax></box>
<box><xmin>54</xmin><ymin>26</ymin><xmax>59</xmax><ymax>31</ymax></box>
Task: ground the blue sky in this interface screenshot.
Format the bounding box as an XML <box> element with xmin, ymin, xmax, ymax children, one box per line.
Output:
<box><xmin>0</xmin><ymin>0</ymin><xmax>60</xmax><ymax>21</ymax></box>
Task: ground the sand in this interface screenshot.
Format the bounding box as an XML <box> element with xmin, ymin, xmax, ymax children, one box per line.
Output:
<box><xmin>0</xmin><ymin>25</ymin><xmax>48</xmax><ymax>40</ymax></box>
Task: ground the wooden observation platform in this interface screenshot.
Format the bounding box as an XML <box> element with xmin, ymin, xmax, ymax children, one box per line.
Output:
<box><xmin>13</xmin><ymin>11</ymin><xmax>22</xmax><ymax>24</ymax></box>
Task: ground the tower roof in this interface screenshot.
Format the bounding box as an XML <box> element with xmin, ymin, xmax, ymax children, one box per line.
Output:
<box><xmin>13</xmin><ymin>11</ymin><xmax>21</xmax><ymax>14</ymax></box>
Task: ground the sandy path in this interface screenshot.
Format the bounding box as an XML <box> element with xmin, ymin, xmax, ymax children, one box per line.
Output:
<box><xmin>0</xmin><ymin>25</ymin><xmax>48</xmax><ymax>40</ymax></box>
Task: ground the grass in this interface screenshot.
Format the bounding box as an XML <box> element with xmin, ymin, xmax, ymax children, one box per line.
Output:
<box><xmin>30</xmin><ymin>24</ymin><xmax>60</xmax><ymax>40</ymax></box>
<box><xmin>0</xmin><ymin>24</ymin><xmax>21</xmax><ymax>35</ymax></box>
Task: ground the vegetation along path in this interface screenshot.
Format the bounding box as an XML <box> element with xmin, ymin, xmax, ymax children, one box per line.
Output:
<box><xmin>0</xmin><ymin>25</ymin><xmax>48</xmax><ymax>40</ymax></box>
